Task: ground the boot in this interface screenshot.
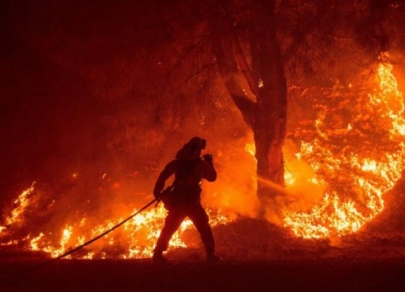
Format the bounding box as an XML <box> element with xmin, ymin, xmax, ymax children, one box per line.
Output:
<box><xmin>152</xmin><ymin>250</ymin><xmax>168</xmax><ymax>263</ymax></box>
<box><xmin>206</xmin><ymin>251</ymin><xmax>221</xmax><ymax>261</ymax></box>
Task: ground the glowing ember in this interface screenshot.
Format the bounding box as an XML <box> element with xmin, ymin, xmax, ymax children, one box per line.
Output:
<box><xmin>284</xmin><ymin>54</ymin><xmax>405</xmax><ymax>239</ymax></box>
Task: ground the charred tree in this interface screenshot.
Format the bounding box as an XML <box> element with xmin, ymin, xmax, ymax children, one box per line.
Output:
<box><xmin>209</xmin><ymin>0</ymin><xmax>287</xmax><ymax>204</ymax></box>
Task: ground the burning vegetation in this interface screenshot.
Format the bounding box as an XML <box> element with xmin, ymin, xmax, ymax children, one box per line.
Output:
<box><xmin>284</xmin><ymin>55</ymin><xmax>405</xmax><ymax>239</ymax></box>
<box><xmin>1</xmin><ymin>54</ymin><xmax>405</xmax><ymax>260</ymax></box>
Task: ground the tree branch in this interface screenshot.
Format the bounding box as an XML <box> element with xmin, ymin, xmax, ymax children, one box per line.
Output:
<box><xmin>282</xmin><ymin>1</ymin><xmax>330</xmax><ymax>64</ymax></box>
<box><xmin>210</xmin><ymin>26</ymin><xmax>256</xmax><ymax>127</ymax></box>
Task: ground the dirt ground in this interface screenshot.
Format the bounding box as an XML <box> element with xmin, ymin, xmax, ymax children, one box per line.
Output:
<box><xmin>2</xmin><ymin>218</ymin><xmax>405</xmax><ymax>291</ymax></box>
<box><xmin>1</xmin><ymin>256</ymin><xmax>405</xmax><ymax>292</ymax></box>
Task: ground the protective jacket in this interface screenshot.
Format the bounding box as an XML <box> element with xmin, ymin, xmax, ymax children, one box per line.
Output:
<box><xmin>154</xmin><ymin>157</ymin><xmax>217</xmax><ymax>207</ymax></box>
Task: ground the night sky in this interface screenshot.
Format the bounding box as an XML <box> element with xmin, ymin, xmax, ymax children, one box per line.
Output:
<box><xmin>0</xmin><ymin>1</ymin><xmax>157</xmax><ymax>203</ymax></box>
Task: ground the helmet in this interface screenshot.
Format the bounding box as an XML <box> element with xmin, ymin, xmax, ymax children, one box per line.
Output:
<box><xmin>175</xmin><ymin>137</ymin><xmax>206</xmax><ymax>160</ymax></box>
<box><xmin>187</xmin><ymin>137</ymin><xmax>206</xmax><ymax>150</ymax></box>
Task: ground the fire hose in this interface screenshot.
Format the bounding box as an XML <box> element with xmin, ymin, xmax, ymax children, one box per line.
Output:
<box><xmin>3</xmin><ymin>198</ymin><xmax>158</xmax><ymax>280</ymax></box>
<box><xmin>53</xmin><ymin>198</ymin><xmax>158</xmax><ymax>260</ymax></box>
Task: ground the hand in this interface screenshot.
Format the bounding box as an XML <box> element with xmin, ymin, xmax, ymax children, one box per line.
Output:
<box><xmin>203</xmin><ymin>154</ymin><xmax>213</xmax><ymax>164</ymax></box>
<box><xmin>153</xmin><ymin>188</ymin><xmax>162</xmax><ymax>199</ymax></box>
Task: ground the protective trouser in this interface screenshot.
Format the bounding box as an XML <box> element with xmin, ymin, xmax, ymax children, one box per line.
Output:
<box><xmin>154</xmin><ymin>202</ymin><xmax>215</xmax><ymax>254</ymax></box>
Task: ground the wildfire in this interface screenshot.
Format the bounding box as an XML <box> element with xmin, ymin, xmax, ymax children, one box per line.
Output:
<box><xmin>284</xmin><ymin>55</ymin><xmax>405</xmax><ymax>238</ymax></box>
<box><xmin>1</xmin><ymin>181</ymin><xmax>229</xmax><ymax>258</ymax></box>
<box><xmin>1</xmin><ymin>182</ymin><xmax>36</xmax><ymax>242</ymax></box>
<box><xmin>2</xmin><ymin>54</ymin><xmax>404</xmax><ymax>258</ymax></box>
<box><xmin>5</xmin><ymin>182</ymin><xmax>36</xmax><ymax>226</ymax></box>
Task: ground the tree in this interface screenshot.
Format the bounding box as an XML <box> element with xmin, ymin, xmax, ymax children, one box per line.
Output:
<box><xmin>98</xmin><ymin>0</ymin><xmax>404</xmax><ymax>211</ymax></box>
<box><xmin>209</xmin><ymin>1</ymin><xmax>287</xmax><ymax>206</ymax></box>
<box><xmin>205</xmin><ymin>0</ymin><xmax>334</xmax><ymax>206</ymax></box>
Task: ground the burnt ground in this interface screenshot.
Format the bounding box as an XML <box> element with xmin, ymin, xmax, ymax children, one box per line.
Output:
<box><xmin>2</xmin><ymin>216</ymin><xmax>404</xmax><ymax>292</ymax></box>
<box><xmin>1</xmin><ymin>256</ymin><xmax>405</xmax><ymax>292</ymax></box>
<box><xmin>2</xmin><ymin>218</ymin><xmax>405</xmax><ymax>292</ymax></box>
<box><xmin>3</xmin><ymin>206</ymin><xmax>405</xmax><ymax>292</ymax></box>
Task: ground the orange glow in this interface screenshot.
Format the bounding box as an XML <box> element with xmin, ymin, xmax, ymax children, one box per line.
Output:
<box><xmin>284</xmin><ymin>55</ymin><xmax>405</xmax><ymax>238</ymax></box>
<box><xmin>1</xmin><ymin>54</ymin><xmax>404</xmax><ymax>258</ymax></box>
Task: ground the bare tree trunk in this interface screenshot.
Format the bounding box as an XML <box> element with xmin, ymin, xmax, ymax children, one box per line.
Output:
<box><xmin>251</xmin><ymin>0</ymin><xmax>287</xmax><ymax>203</ymax></box>
<box><xmin>210</xmin><ymin>0</ymin><xmax>287</xmax><ymax>207</ymax></box>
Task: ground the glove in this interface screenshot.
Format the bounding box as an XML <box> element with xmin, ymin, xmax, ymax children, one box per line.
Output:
<box><xmin>153</xmin><ymin>187</ymin><xmax>162</xmax><ymax>200</ymax></box>
<box><xmin>203</xmin><ymin>154</ymin><xmax>213</xmax><ymax>164</ymax></box>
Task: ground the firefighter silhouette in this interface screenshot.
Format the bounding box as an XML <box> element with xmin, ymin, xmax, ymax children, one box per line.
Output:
<box><xmin>152</xmin><ymin>137</ymin><xmax>220</xmax><ymax>262</ymax></box>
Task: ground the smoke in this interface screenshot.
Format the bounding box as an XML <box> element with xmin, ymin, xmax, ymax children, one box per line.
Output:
<box><xmin>282</xmin><ymin>139</ymin><xmax>328</xmax><ymax>211</ymax></box>
<box><xmin>202</xmin><ymin>134</ymin><xmax>260</xmax><ymax>219</ymax></box>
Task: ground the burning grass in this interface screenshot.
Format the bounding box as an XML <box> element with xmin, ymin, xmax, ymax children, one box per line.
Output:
<box><xmin>283</xmin><ymin>53</ymin><xmax>405</xmax><ymax>239</ymax></box>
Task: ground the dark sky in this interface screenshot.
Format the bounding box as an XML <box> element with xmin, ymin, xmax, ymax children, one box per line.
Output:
<box><xmin>0</xmin><ymin>1</ymin><xmax>154</xmax><ymax>203</ymax></box>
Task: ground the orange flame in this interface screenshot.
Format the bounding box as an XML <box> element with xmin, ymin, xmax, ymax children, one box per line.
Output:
<box><xmin>0</xmin><ymin>178</ymin><xmax>229</xmax><ymax>259</ymax></box>
<box><xmin>284</xmin><ymin>55</ymin><xmax>405</xmax><ymax>238</ymax></box>
<box><xmin>23</xmin><ymin>201</ymin><xmax>229</xmax><ymax>259</ymax></box>
<box><xmin>5</xmin><ymin>182</ymin><xmax>36</xmax><ymax>226</ymax></box>
<box><xmin>0</xmin><ymin>182</ymin><xmax>36</xmax><ymax>237</ymax></box>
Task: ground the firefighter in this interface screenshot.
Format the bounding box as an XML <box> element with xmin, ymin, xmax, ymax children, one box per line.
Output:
<box><xmin>152</xmin><ymin>137</ymin><xmax>220</xmax><ymax>262</ymax></box>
